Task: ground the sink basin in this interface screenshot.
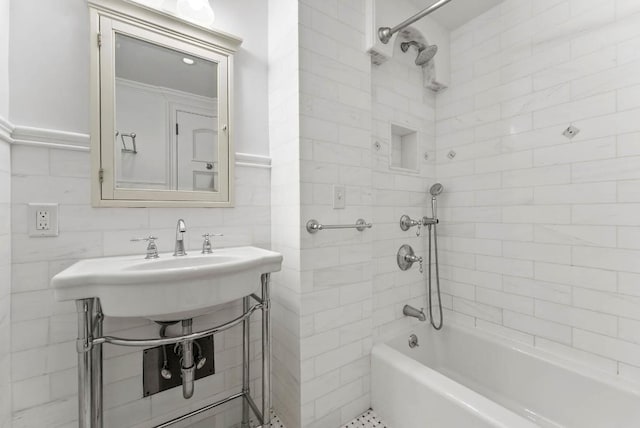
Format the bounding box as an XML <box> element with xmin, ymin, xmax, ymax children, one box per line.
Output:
<box><xmin>51</xmin><ymin>246</ymin><xmax>283</xmax><ymax>321</ymax></box>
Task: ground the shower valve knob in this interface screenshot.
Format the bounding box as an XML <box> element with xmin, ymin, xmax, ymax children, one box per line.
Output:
<box><xmin>400</xmin><ymin>215</ymin><xmax>421</xmax><ymax>232</ymax></box>
<box><xmin>397</xmin><ymin>244</ymin><xmax>422</xmax><ymax>271</ymax></box>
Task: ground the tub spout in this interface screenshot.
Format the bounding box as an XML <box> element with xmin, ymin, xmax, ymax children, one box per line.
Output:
<box><xmin>403</xmin><ymin>304</ymin><xmax>426</xmax><ymax>321</ymax></box>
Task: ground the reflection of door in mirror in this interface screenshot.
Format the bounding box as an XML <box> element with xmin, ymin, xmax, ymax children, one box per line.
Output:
<box><xmin>113</xmin><ymin>33</ymin><xmax>219</xmax><ymax>192</ymax></box>
<box><xmin>176</xmin><ymin>110</ymin><xmax>218</xmax><ymax>192</ymax></box>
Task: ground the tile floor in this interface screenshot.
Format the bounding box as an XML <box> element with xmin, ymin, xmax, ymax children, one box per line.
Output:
<box><xmin>262</xmin><ymin>409</ymin><xmax>390</xmax><ymax>428</ymax></box>
<box><xmin>186</xmin><ymin>408</ymin><xmax>389</xmax><ymax>427</ymax></box>
<box><xmin>263</xmin><ymin>408</ymin><xmax>390</xmax><ymax>428</ymax></box>
<box><xmin>340</xmin><ymin>409</ymin><xmax>389</xmax><ymax>428</ymax></box>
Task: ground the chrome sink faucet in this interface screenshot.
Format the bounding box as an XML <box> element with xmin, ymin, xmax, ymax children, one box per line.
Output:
<box><xmin>174</xmin><ymin>219</ymin><xmax>187</xmax><ymax>256</ymax></box>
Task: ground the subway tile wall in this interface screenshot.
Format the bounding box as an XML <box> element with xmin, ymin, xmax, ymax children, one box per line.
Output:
<box><xmin>9</xmin><ymin>144</ymin><xmax>270</xmax><ymax>427</ymax></box>
<box><xmin>268</xmin><ymin>0</ymin><xmax>303</xmax><ymax>427</ymax></box>
<box><xmin>370</xmin><ymin>30</ymin><xmax>437</xmax><ymax>343</ymax></box>
<box><xmin>436</xmin><ymin>0</ymin><xmax>640</xmax><ymax>380</ymax></box>
<box><xmin>297</xmin><ymin>0</ymin><xmax>439</xmax><ymax>427</ymax></box>
<box><xmin>298</xmin><ymin>1</ymin><xmax>373</xmax><ymax>427</ymax></box>
<box><xmin>7</xmin><ymin>1</ymin><xmax>640</xmax><ymax>427</ymax></box>
<box><xmin>0</xmin><ymin>137</ymin><xmax>11</xmax><ymax>428</ymax></box>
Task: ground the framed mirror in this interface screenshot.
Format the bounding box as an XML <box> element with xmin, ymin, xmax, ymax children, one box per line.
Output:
<box><xmin>89</xmin><ymin>0</ymin><xmax>242</xmax><ymax>207</ymax></box>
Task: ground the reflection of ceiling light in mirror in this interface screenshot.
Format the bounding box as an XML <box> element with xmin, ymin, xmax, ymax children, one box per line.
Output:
<box><xmin>176</xmin><ymin>0</ymin><xmax>215</xmax><ymax>27</ymax></box>
<box><xmin>182</xmin><ymin>57</ymin><xmax>195</xmax><ymax>65</ymax></box>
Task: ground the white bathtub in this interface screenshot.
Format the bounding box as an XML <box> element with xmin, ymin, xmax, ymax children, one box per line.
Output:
<box><xmin>372</xmin><ymin>324</ymin><xmax>640</xmax><ymax>428</ymax></box>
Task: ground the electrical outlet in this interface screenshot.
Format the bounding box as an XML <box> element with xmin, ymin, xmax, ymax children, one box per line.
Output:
<box><xmin>36</xmin><ymin>210</ymin><xmax>50</xmax><ymax>230</ymax></box>
<box><xmin>28</xmin><ymin>203</ymin><xmax>59</xmax><ymax>237</ymax></box>
<box><xmin>333</xmin><ymin>185</ymin><xmax>346</xmax><ymax>209</ymax></box>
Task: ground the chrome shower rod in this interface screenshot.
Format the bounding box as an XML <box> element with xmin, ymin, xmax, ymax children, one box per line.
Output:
<box><xmin>378</xmin><ymin>0</ymin><xmax>453</xmax><ymax>44</ymax></box>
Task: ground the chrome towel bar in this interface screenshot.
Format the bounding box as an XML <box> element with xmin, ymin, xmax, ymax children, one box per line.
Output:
<box><xmin>306</xmin><ymin>218</ymin><xmax>373</xmax><ymax>234</ymax></box>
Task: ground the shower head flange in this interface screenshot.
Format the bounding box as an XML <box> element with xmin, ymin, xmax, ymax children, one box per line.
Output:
<box><xmin>400</xmin><ymin>40</ymin><xmax>423</xmax><ymax>53</ymax></box>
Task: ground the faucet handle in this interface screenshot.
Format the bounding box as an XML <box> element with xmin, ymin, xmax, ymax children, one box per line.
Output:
<box><xmin>131</xmin><ymin>235</ymin><xmax>158</xmax><ymax>242</ymax></box>
<box><xmin>131</xmin><ymin>236</ymin><xmax>159</xmax><ymax>259</ymax></box>
<box><xmin>202</xmin><ymin>233</ymin><xmax>223</xmax><ymax>254</ymax></box>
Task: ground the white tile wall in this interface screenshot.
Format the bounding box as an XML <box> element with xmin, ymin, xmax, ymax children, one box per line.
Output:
<box><xmin>1</xmin><ymin>0</ymin><xmax>12</xmax><ymax>424</ymax></box>
<box><xmin>296</xmin><ymin>1</ymin><xmax>373</xmax><ymax>427</ymax></box>
<box><xmin>370</xmin><ymin>27</ymin><xmax>437</xmax><ymax>345</ymax></box>
<box><xmin>0</xmin><ymin>137</ymin><xmax>12</xmax><ymax>428</ymax></box>
<box><xmin>8</xmin><ymin>1</ymin><xmax>640</xmax><ymax>427</ymax></box>
<box><xmin>9</xmin><ymin>143</ymin><xmax>270</xmax><ymax>427</ymax></box>
<box><xmin>436</xmin><ymin>0</ymin><xmax>640</xmax><ymax>382</ymax></box>
<box><xmin>268</xmin><ymin>0</ymin><xmax>302</xmax><ymax>427</ymax></box>
<box><xmin>296</xmin><ymin>0</ymin><xmax>439</xmax><ymax>426</ymax></box>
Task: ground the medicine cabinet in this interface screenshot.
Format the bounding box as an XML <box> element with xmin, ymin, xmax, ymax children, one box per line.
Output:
<box><xmin>89</xmin><ymin>0</ymin><xmax>242</xmax><ymax>207</ymax></box>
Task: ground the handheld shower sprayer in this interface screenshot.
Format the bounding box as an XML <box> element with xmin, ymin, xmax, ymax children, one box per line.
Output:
<box><xmin>426</xmin><ymin>183</ymin><xmax>444</xmax><ymax>330</ymax></box>
<box><xmin>429</xmin><ymin>182</ymin><xmax>444</xmax><ymax>219</ymax></box>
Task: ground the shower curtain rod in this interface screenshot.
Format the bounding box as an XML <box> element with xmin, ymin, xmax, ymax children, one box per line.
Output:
<box><xmin>378</xmin><ymin>0</ymin><xmax>453</xmax><ymax>44</ymax></box>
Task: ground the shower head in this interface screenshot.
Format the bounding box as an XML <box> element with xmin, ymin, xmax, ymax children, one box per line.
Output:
<box><xmin>416</xmin><ymin>44</ymin><xmax>438</xmax><ymax>66</ymax></box>
<box><xmin>400</xmin><ymin>40</ymin><xmax>438</xmax><ymax>66</ymax></box>
<box><xmin>430</xmin><ymin>183</ymin><xmax>444</xmax><ymax>197</ymax></box>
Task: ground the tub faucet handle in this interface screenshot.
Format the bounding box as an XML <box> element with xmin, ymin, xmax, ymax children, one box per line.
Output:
<box><xmin>400</xmin><ymin>215</ymin><xmax>422</xmax><ymax>236</ymax></box>
<box><xmin>405</xmin><ymin>253</ymin><xmax>423</xmax><ymax>273</ymax></box>
<box><xmin>201</xmin><ymin>233</ymin><xmax>223</xmax><ymax>254</ymax></box>
<box><xmin>408</xmin><ymin>333</ymin><xmax>419</xmax><ymax>348</ymax></box>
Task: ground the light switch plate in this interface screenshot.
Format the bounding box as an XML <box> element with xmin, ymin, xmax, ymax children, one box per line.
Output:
<box><xmin>333</xmin><ymin>185</ymin><xmax>346</xmax><ymax>209</ymax></box>
<box><xmin>28</xmin><ymin>203</ymin><xmax>59</xmax><ymax>237</ymax></box>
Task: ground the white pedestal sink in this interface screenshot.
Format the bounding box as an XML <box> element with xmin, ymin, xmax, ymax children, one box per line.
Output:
<box><xmin>52</xmin><ymin>245</ymin><xmax>282</xmax><ymax>428</ymax></box>
<box><xmin>52</xmin><ymin>245</ymin><xmax>282</xmax><ymax>321</ymax></box>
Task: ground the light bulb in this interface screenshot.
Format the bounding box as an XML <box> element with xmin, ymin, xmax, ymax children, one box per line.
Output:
<box><xmin>128</xmin><ymin>0</ymin><xmax>165</xmax><ymax>9</ymax></box>
<box><xmin>176</xmin><ymin>0</ymin><xmax>215</xmax><ymax>27</ymax></box>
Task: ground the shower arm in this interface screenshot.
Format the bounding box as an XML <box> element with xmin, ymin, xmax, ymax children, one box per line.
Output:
<box><xmin>378</xmin><ymin>0</ymin><xmax>453</xmax><ymax>44</ymax></box>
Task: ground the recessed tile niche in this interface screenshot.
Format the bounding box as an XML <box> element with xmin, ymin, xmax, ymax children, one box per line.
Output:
<box><xmin>390</xmin><ymin>124</ymin><xmax>418</xmax><ymax>171</ymax></box>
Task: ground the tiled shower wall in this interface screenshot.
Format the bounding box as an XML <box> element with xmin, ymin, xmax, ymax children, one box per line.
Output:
<box><xmin>296</xmin><ymin>1</ymin><xmax>440</xmax><ymax>427</ymax></box>
<box><xmin>370</xmin><ymin>32</ymin><xmax>437</xmax><ymax>343</ymax></box>
<box><xmin>297</xmin><ymin>0</ymin><xmax>374</xmax><ymax>425</ymax></box>
<box><xmin>436</xmin><ymin>0</ymin><xmax>640</xmax><ymax>380</ymax></box>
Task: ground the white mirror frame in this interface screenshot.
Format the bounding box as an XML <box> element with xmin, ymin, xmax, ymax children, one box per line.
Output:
<box><xmin>89</xmin><ymin>0</ymin><xmax>242</xmax><ymax>207</ymax></box>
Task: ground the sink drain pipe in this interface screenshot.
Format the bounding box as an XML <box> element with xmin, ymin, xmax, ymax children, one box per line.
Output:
<box><xmin>181</xmin><ymin>319</ymin><xmax>195</xmax><ymax>399</ymax></box>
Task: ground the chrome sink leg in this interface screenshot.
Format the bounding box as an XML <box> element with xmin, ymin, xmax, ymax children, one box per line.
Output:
<box><xmin>76</xmin><ymin>298</ymin><xmax>103</xmax><ymax>428</ymax></box>
<box><xmin>93</xmin><ymin>300</ymin><xmax>103</xmax><ymax>428</ymax></box>
<box><xmin>261</xmin><ymin>273</ymin><xmax>272</xmax><ymax>426</ymax></box>
<box><xmin>241</xmin><ymin>296</ymin><xmax>251</xmax><ymax>428</ymax></box>
<box><xmin>181</xmin><ymin>319</ymin><xmax>195</xmax><ymax>399</ymax></box>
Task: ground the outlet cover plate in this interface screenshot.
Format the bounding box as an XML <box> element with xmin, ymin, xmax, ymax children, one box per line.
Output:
<box><xmin>28</xmin><ymin>203</ymin><xmax>59</xmax><ymax>237</ymax></box>
<box><xmin>333</xmin><ymin>185</ymin><xmax>346</xmax><ymax>209</ymax></box>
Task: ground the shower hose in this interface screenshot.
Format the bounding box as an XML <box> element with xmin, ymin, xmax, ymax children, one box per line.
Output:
<box><xmin>428</xmin><ymin>223</ymin><xmax>443</xmax><ymax>330</ymax></box>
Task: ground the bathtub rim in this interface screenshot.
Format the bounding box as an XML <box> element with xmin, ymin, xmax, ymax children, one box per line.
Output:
<box><xmin>372</xmin><ymin>342</ymin><xmax>541</xmax><ymax>428</ymax></box>
<box><xmin>381</xmin><ymin>322</ymin><xmax>640</xmax><ymax>398</ymax></box>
